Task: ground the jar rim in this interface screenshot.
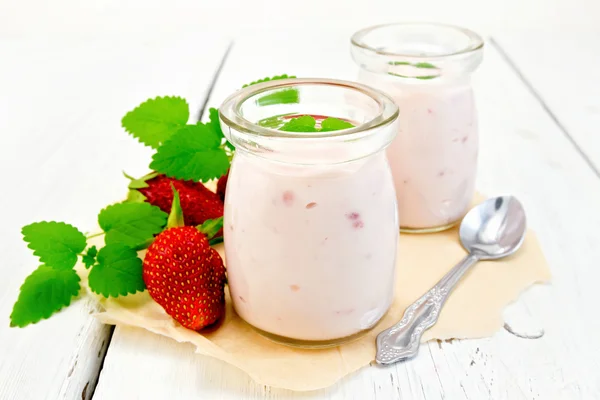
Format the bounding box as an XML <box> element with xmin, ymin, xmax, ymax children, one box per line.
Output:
<box><xmin>351</xmin><ymin>22</ymin><xmax>484</xmax><ymax>59</ymax></box>
<box><xmin>219</xmin><ymin>78</ymin><xmax>399</xmax><ymax>140</ymax></box>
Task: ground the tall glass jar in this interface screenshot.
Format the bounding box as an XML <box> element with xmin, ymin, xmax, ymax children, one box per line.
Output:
<box><xmin>219</xmin><ymin>78</ymin><xmax>399</xmax><ymax>347</ymax></box>
<box><xmin>351</xmin><ymin>23</ymin><xmax>484</xmax><ymax>233</ymax></box>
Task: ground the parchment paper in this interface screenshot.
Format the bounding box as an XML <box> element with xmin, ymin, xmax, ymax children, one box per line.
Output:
<box><xmin>87</xmin><ymin>203</ymin><xmax>551</xmax><ymax>391</ymax></box>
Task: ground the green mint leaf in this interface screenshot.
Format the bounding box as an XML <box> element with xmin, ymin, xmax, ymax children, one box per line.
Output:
<box><xmin>256</xmin><ymin>88</ymin><xmax>300</xmax><ymax>107</ymax></box>
<box><xmin>208</xmin><ymin>108</ymin><xmax>224</xmax><ymax>141</ymax></box>
<box><xmin>242</xmin><ymin>75</ymin><xmax>299</xmax><ymax>107</ymax></box>
<box><xmin>125</xmin><ymin>190</ymin><xmax>147</xmax><ymax>203</ymax></box>
<box><xmin>122</xmin><ymin>96</ymin><xmax>189</xmax><ymax>149</ymax></box>
<box><xmin>197</xmin><ymin>217</ymin><xmax>224</xmax><ymax>240</ymax></box>
<box><xmin>415</xmin><ymin>75</ymin><xmax>438</xmax><ymax>80</ymax></box>
<box><xmin>320</xmin><ymin>117</ymin><xmax>354</xmax><ymax>132</ymax></box>
<box><xmin>242</xmin><ymin>74</ymin><xmax>296</xmax><ymax>87</ymax></box>
<box><xmin>98</xmin><ymin>203</ymin><xmax>167</xmax><ymax>250</ymax></box>
<box><xmin>413</xmin><ymin>62</ymin><xmax>437</xmax><ymax>69</ymax></box>
<box><xmin>22</xmin><ymin>222</ymin><xmax>87</xmax><ymax>270</ymax></box>
<box><xmin>88</xmin><ymin>244</ymin><xmax>144</xmax><ymax>297</ymax></box>
<box><xmin>124</xmin><ymin>171</ymin><xmax>159</xmax><ymax>189</ymax></box>
<box><xmin>10</xmin><ymin>265</ymin><xmax>81</xmax><ymax>327</ymax></box>
<box><xmin>279</xmin><ymin>115</ymin><xmax>317</xmax><ymax>132</ymax></box>
<box><xmin>388</xmin><ymin>61</ymin><xmax>411</xmax><ymax>66</ymax></box>
<box><xmin>167</xmin><ymin>186</ymin><xmax>184</xmax><ymax>228</ymax></box>
<box><xmin>82</xmin><ymin>245</ymin><xmax>98</xmax><ymax>269</ymax></box>
<box><xmin>150</xmin><ymin>124</ymin><xmax>230</xmax><ymax>182</ymax></box>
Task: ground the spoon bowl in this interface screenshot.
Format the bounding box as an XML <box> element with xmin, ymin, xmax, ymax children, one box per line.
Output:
<box><xmin>459</xmin><ymin>196</ymin><xmax>527</xmax><ymax>260</ymax></box>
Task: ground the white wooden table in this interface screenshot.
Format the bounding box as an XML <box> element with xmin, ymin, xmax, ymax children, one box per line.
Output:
<box><xmin>1</xmin><ymin>29</ymin><xmax>600</xmax><ymax>400</ymax></box>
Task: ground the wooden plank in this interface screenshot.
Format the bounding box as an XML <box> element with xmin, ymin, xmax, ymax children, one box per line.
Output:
<box><xmin>490</xmin><ymin>33</ymin><xmax>600</xmax><ymax>176</ymax></box>
<box><xmin>91</xmin><ymin>31</ymin><xmax>600</xmax><ymax>399</ymax></box>
<box><xmin>0</xmin><ymin>35</ymin><xmax>230</xmax><ymax>400</ymax></box>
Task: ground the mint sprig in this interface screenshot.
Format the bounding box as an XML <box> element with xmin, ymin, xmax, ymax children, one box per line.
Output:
<box><xmin>88</xmin><ymin>244</ymin><xmax>145</xmax><ymax>297</ymax></box>
<box><xmin>122</xmin><ymin>96</ymin><xmax>189</xmax><ymax>149</ymax></box>
<box><xmin>10</xmin><ymin>266</ymin><xmax>81</xmax><ymax>327</ymax></box>
<box><xmin>22</xmin><ymin>222</ymin><xmax>87</xmax><ymax>270</ymax></box>
<box><xmin>98</xmin><ymin>202</ymin><xmax>168</xmax><ymax>250</ymax></box>
<box><xmin>150</xmin><ymin>124</ymin><xmax>230</xmax><ymax>183</ymax></box>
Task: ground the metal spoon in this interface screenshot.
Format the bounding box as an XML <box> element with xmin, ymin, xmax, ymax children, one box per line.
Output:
<box><xmin>375</xmin><ymin>195</ymin><xmax>527</xmax><ymax>365</ymax></box>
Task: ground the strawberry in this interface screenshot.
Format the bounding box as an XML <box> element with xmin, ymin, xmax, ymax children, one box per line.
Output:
<box><xmin>143</xmin><ymin>226</ymin><xmax>226</xmax><ymax>330</ymax></box>
<box><xmin>216</xmin><ymin>171</ymin><xmax>228</xmax><ymax>202</ymax></box>
<box><xmin>126</xmin><ymin>173</ymin><xmax>223</xmax><ymax>228</ymax></box>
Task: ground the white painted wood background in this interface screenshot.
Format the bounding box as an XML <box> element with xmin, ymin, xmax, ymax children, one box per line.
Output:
<box><xmin>2</xmin><ymin>1</ymin><xmax>600</xmax><ymax>398</ymax></box>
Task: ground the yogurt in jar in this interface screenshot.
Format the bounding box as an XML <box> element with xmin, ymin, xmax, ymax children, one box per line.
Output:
<box><xmin>380</xmin><ymin>81</ymin><xmax>478</xmax><ymax>230</ymax></box>
<box><xmin>224</xmin><ymin>151</ymin><xmax>398</xmax><ymax>341</ymax></box>
<box><xmin>219</xmin><ymin>78</ymin><xmax>400</xmax><ymax>345</ymax></box>
<box><xmin>351</xmin><ymin>22</ymin><xmax>484</xmax><ymax>232</ymax></box>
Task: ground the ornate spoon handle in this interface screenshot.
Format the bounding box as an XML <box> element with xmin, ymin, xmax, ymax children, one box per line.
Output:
<box><xmin>375</xmin><ymin>253</ymin><xmax>480</xmax><ymax>365</ymax></box>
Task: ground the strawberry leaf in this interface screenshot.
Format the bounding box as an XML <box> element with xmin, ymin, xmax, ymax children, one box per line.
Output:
<box><xmin>320</xmin><ymin>117</ymin><xmax>354</xmax><ymax>132</ymax></box>
<box><xmin>124</xmin><ymin>171</ymin><xmax>159</xmax><ymax>189</ymax></box>
<box><xmin>198</xmin><ymin>217</ymin><xmax>223</xmax><ymax>240</ymax></box>
<box><xmin>10</xmin><ymin>265</ymin><xmax>81</xmax><ymax>327</ymax></box>
<box><xmin>280</xmin><ymin>115</ymin><xmax>317</xmax><ymax>132</ymax></box>
<box><xmin>122</xmin><ymin>96</ymin><xmax>189</xmax><ymax>149</ymax></box>
<box><xmin>82</xmin><ymin>245</ymin><xmax>98</xmax><ymax>269</ymax></box>
<box><xmin>150</xmin><ymin>124</ymin><xmax>230</xmax><ymax>183</ymax></box>
<box><xmin>125</xmin><ymin>190</ymin><xmax>147</xmax><ymax>203</ymax></box>
<box><xmin>98</xmin><ymin>203</ymin><xmax>167</xmax><ymax>250</ymax></box>
<box><xmin>88</xmin><ymin>244</ymin><xmax>145</xmax><ymax>297</ymax></box>
<box><xmin>167</xmin><ymin>186</ymin><xmax>184</xmax><ymax>228</ymax></box>
<box><xmin>22</xmin><ymin>222</ymin><xmax>87</xmax><ymax>270</ymax></box>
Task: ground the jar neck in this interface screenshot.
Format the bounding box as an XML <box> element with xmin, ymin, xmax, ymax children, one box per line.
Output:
<box><xmin>224</xmin><ymin>117</ymin><xmax>399</xmax><ymax>166</ymax></box>
<box><xmin>351</xmin><ymin>23</ymin><xmax>483</xmax><ymax>83</ymax></box>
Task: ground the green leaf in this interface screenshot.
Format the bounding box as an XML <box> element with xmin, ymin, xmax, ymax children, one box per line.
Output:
<box><xmin>207</xmin><ymin>108</ymin><xmax>234</xmax><ymax>150</ymax></box>
<box><xmin>150</xmin><ymin>124</ymin><xmax>230</xmax><ymax>182</ymax></box>
<box><xmin>198</xmin><ymin>217</ymin><xmax>223</xmax><ymax>240</ymax></box>
<box><xmin>413</xmin><ymin>62</ymin><xmax>437</xmax><ymax>69</ymax></box>
<box><xmin>82</xmin><ymin>245</ymin><xmax>98</xmax><ymax>269</ymax></box>
<box><xmin>279</xmin><ymin>115</ymin><xmax>317</xmax><ymax>132</ymax></box>
<box><xmin>320</xmin><ymin>117</ymin><xmax>354</xmax><ymax>132</ymax></box>
<box><xmin>98</xmin><ymin>203</ymin><xmax>167</xmax><ymax>250</ymax></box>
<box><xmin>242</xmin><ymin>74</ymin><xmax>296</xmax><ymax>87</ymax></box>
<box><xmin>22</xmin><ymin>222</ymin><xmax>87</xmax><ymax>270</ymax></box>
<box><xmin>88</xmin><ymin>244</ymin><xmax>145</xmax><ymax>297</ymax></box>
<box><xmin>167</xmin><ymin>186</ymin><xmax>184</xmax><ymax>228</ymax></box>
<box><xmin>388</xmin><ymin>61</ymin><xmax>411</xmax><ymax>66</ymax></box>
<box><xmin>208</xmin><ymin>108</ymin><xmax>224</xmax><ymax>141</ymax></box>
<box><xmin>125</xmin><ymin>190</ymin><xmax>147</xmax><ymax>203</ymax></box>
<box><xmin>242</xmin><ymin>75</ymin><xmax>299</xmax><ymax>107</ymax></box>
<box><xmin>122</xmin><ymin>96</ymin><xmax>189</xmax><ymax>149</ymax></box>
<box><xmin>124</xmin><ymin>171</ymin><xmax>159</xmax><ymax>189</ymax></box>
<box><xmin>256</xmin><ymin>88</ymin><xmax>300</xmax><ymax>107</ymax></box>
<box><xmin>10</xmin><ymin>265</ymin><xmax>81</xmax><ymax>327</ymax></box>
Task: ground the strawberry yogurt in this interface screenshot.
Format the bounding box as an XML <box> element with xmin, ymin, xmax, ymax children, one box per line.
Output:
<box><xmin>351</xmin><ymin>23</ymin><xmax>484</xmax><ymax>232</ymax></box>
<box><xmin>219</xmin><ymin>78</ymin><xmax>400</xmax><ymax>345</ymax></box>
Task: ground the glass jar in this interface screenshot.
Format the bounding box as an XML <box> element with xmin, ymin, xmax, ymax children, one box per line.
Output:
<box><xmin>219</xmin><ymin>78</ymin><xmax>399</xmax><ymax>347</ymax></box>
<box><xmin>351</xmin><ymin>23</ymin><xmax>484</xmax><ymax>233</ymax></box>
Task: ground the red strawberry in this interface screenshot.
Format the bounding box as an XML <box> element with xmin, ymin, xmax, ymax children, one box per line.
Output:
<box><xmin>136</xmin><ymin>174</ymin><xmax>223</xmax><ymax>227</ymax></box>
<box><xmin>143</xmin><ymin>226</ymin><xmax>226</xmax><ymax>330</ymax></box>
<box><xmin>216</xmin><ymin>171</ymin><xmax>229</xmax><ymax>202</ymax></box>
